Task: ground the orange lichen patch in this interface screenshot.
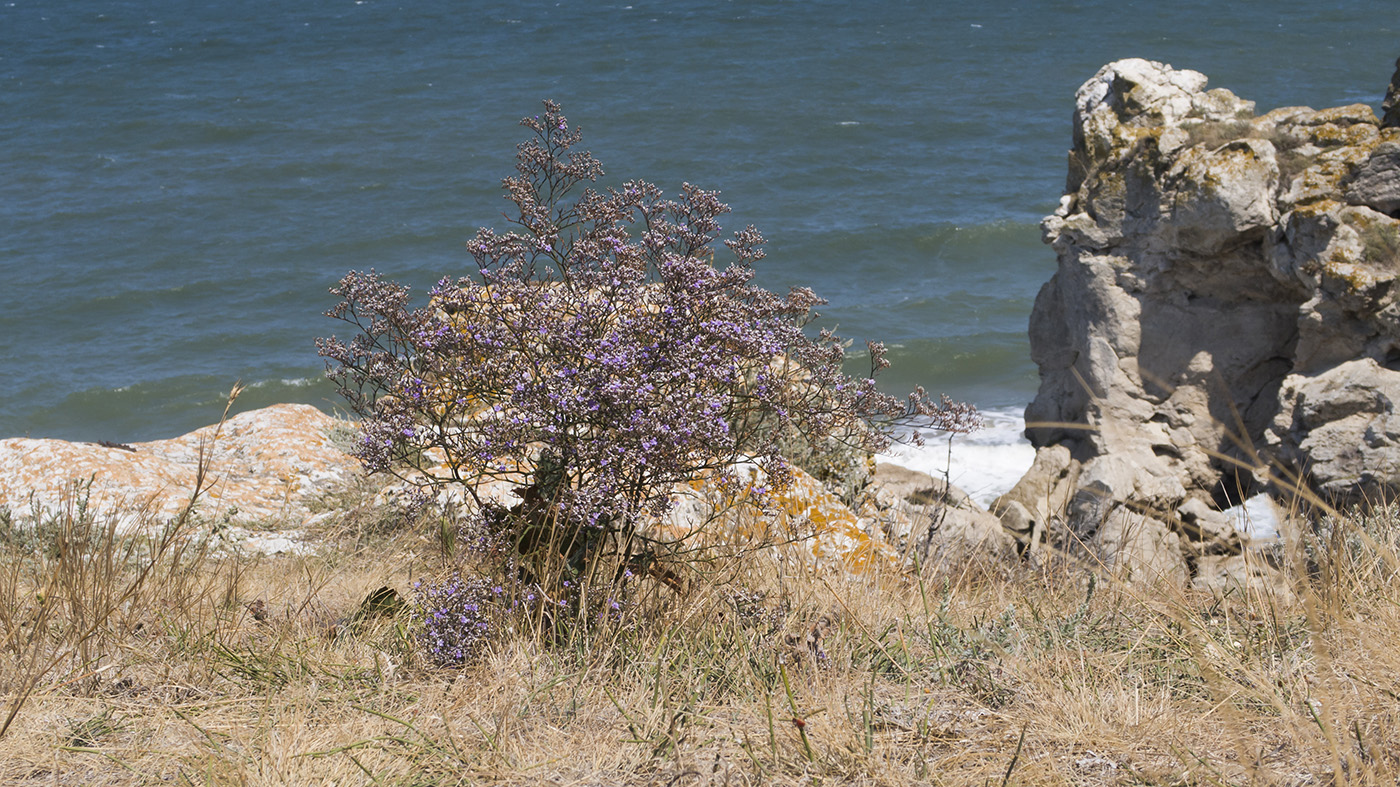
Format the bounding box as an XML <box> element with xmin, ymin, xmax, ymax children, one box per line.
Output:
<box><xmin>650</xmin><ymin>463</ymin><xmax>896</xmax><ymax>573</ymax></box>
<box><xmin>1322</xmin><ymin>253</ymin><xmax>1383</xmax><ymax>292</ymax></box>
<box><xmin>1203</xmin><ymin>140</ymin><xmax>1272</xmax><ymax>183</ymax></box>
<box><xmin>1290</xmin><ymin>198</ymin><xmax>1347</xmax><ymax>219</ymax></box>
<box><xmin>1306</xmin><ymin>121</ymin><xmax>1379</xmax><ymax>149</ymax></box>
<box><xmin>1306</xmin><ymin>210</ymin><xmax>1400</xmax><ymax>294</ymax></box>
<box><xmin>1300</xmin><ymin>103</ymin><xmax>1380</xmax><ymax>128</ymax></box>
<box><xmin>0</xmin><ymin>404</ymin><xmax>361</xmax><ymax>530</ymax></box>
<box><xmin>766</xmin><ymin>468</ymin><xmax>896</xmax><ymax>572</ymax></box>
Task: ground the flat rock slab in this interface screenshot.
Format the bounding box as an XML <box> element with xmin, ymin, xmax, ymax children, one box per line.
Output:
<box><xmin>0</xmin><ymin>404</ymin><xmax>362</xmax><ymax>531</ymax></box>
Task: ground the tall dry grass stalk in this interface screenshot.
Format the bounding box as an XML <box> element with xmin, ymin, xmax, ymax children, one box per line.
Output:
<box><xmin>0</xmin><ymin>384</ymin><xmax>243</xmax><ymax>740</ymax></box>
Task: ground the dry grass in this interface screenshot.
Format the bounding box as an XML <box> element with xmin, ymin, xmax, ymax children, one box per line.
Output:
<box><xmin>3</xmin><ymin>460</ymin><xmax>1400</xmax><ymax>786</ymax></box>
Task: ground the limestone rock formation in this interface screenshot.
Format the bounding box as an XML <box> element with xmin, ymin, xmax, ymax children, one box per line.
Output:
<box><xmin>0</xmin><ymin>404</ymin><xmax>362</xmax><ymax>552</ymax></box>
<box><xmin>1008</xmin><ymin>58</ymin><xmax>1400</xmax><ymax>578</ymax></box>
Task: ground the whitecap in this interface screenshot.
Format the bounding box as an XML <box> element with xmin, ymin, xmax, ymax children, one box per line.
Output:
<box><xmin>246</xmin><ymin>377</ymin><xmax>319</xmax><ymax>390</ymax></box>
<box><xmin>880</xmin><ymin>406</ymin><xmax>1033</xmax><ymax>508</ymax></box>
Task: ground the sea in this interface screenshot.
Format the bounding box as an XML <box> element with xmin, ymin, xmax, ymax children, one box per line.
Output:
<box><xmin>3</xmin><ymin>0</ymin><xmax>1396</xmax><ymax>510</ymax></box>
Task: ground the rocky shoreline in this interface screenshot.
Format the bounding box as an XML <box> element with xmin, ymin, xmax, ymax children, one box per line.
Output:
<box><xmin>0</xmin><ymin>402</ymin><xmax>1012</xmax><ymax>566</ymax></box>
<box><xmin>3</xmin><ymin>59</ymin><xmax>1397</xmax><ymax>583</ymax></box>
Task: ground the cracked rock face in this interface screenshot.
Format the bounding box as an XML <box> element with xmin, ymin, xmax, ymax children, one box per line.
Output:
<box><xmin>1005</xmin><ymin>58</ymin><xmax>1400</xmax><ymax>579</ymax></box>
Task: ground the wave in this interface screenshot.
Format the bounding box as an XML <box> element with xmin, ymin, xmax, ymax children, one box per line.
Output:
<box><xmin>245</xmin><ymin>377</ymin><xmax>321</xmax><ymax>389</ymax></box>
<box><xmin>879</xmin><ymin>407</ymin><xmax>1034</xmax><ymax>508</ymax></box>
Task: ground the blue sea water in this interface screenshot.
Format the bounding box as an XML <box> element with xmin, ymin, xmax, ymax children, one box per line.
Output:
<box><xmin>2</xmin><ymin>0</ymin><xmax>1396</xmax><ymax>472</ymax></box>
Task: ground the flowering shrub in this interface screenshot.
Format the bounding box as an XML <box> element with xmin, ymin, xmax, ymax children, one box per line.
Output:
<box><xmin>319</xmin><ymin>101</ymin><xmax>978</xmax><ymax>603</ymax></box>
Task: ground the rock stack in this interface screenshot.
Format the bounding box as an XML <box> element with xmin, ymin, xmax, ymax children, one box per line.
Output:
<box><xmin>1001</xmin><ymin>58</ymin><xmax>1400</xmax><ymax>582</ymax></box>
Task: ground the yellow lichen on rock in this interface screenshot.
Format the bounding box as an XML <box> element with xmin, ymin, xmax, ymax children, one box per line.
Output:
<box><xmin>649</xmin><ymin>462</ymin><xmax>898</xmax><ymax>573</ymax></box>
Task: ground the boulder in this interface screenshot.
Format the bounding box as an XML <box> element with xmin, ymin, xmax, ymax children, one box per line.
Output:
<box><xmin>1268</xmin><ymin>359</ymin><xmax>1400</xmax><ymax>508</ymax></box>
<box><xmin>759</xmin><ymin>461</ymin><xmax>901</xmax><ymax>572</ymax></box>
<box><xmin>866</xmin><ymin>461</ymin><xmax>978</xmax><ymax>510</ymax></box>
<box><xmin>0</xmin><ymin>404</ymin><xmax>362</xmax><ymax>550</ymax></box>
<box><xmin>1093</xmin><ymin>509</ymin><xmax>1188</xmax><ymax>585</ymax></box>
<box><xmin>648</xmin><ymin>460</ymin><xmax>902</xmax><ymax>572</ymax></box>
<box><xmin>991</xmin><ymin>444</ymin><xmax>1079</xmax><ymax>555</ymax></box>
<box><xmin>1018</xmin><ymin>58</ymin><xmax>1400</xmax><ymax>579</ymax></box>
<box><xmin>1343</xmin><ymin>142</ymin><xmax>1400</xmax><ymax>214</ymax></box>
<box><xmin>1192</xmin><ymin>552</ymin><xmax>1296</xmax><ymax>606</ymax></box>
<box><xmin>1175</xmin><ymin>496</ymin><xmax>1243</xmax><ymax>555</ymax></box>
<box><xmin>652</xmin><ymin>460</ymin><xmax>1014</xmax><ymax>574</ymax></box>
<box><xmin>861</xmin><ymin>462</ymin><xmax>1015</xmax><ymax>570</ymax></box>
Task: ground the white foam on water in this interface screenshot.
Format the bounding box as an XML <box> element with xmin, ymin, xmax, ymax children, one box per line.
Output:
<box><xmin>245</xmin><ymin>377</ymin><xmax>319</xmax><ymax>389</ymax></box>
<box><xmin>881</xmin><ymin>407</ymin><xmax>1287</xmax><ymax>541</ymax></box>
<box><xmin>878</xmin><ymin>407</ymin><xmax>1035</xmax><ymax>508</ymax></box>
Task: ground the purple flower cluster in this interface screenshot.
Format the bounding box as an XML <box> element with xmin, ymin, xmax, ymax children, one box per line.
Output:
<box><xmin>412</xmin><ymin>574</ymin><xmax>504</xmax><ymax>666</ymax></box>
<box><xmin>319</xmin><ymin>100</ymin><xmax>980</xmax><ymax>601</ymax></box>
